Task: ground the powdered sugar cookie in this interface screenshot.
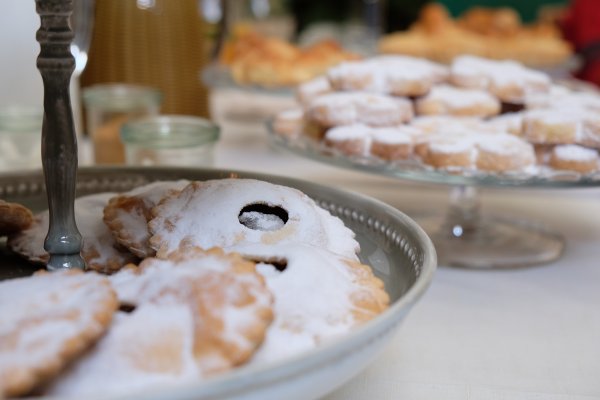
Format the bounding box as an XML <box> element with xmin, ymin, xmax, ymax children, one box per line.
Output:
<box><xmin>421</xmin><ymin>132</ymin><xmax>478</xmax><ymax>170</ymax></box>
<box><xmin>307</xmin><ymin>92</ymin><xmax>413</xmax><ymax>128</ymax></box>
<box><xmin>411</xmin><ymin>118</ymin><xmax>482</xmax><ymax>159</ymax></box>
<box><xmin>549</xmin><ymin>144</ymin><xmax>599</xmax><ymax>174</ymax></box>
<box><xmin>524</xmin><ymin>84</ymin><xmax>572</xmax><ymax>109</ymax></box>
<box><xmin>522</xmin><ymin>108</ymin><xmax>589</xmax><ymax>145</ymax></box>
<box><xmin>370</xmin><ymin>125</ymin><xmax>418</xmax><ymax>160</ymax></box>
<box><xmin>149</xmin><ymin>179</ymin><xmax>359</xmax><ymax>260</ymax></box>
<box><xmin>0</xmin><ymin>270</ymin><xmax>117</xmax><ymax>397</ymax></box>
<box><xmin>410</xmin><ymin>115</ymin><xmax>485</xmax><ymax>134</ymax></box>
<box><xmin>8</xmin><ymin>193</ymin><xmax>137</xmax><ymax>274</ymax></box>
<box><xmin>450</xmin><ymin>55</ymin><xmax>550</xmax><ymax>104</ymax></box>
<box><xmin>0</xmin><ymin>200</ymin><xmax>33</xmax><ymax>237</ymax></box>
<box><xmin>232</xmin><ymin>243</ymin><xmax>389</xmax><ymax>365</ymax></box>
<box><xmin>47</xmin><ymin>247</ymin><xmax>273</xmax><ymax>396</ymax></box>
<box><xmin>296</xmin><ymin>76</ymin><xmax>332</xmax><ymax>106</ymax></box>
<box><xmin>324</xmin><ymin>124</ymin><xmax>372</xmax><ymax>156</ymax></box>
<box><xmin>272</xmin><ymin>108</ymin><xmax>305</xmax><ymax>138</ymax></box>
<box><xmin>475</xmin><ymin>133</ymin><xmax>535</xmax><ymax>172</ymax></box>
<box><xmin>415</xmin><ymin>84</ymin><xmax>500</xmax><ymax>118</ymax></box>
<box><xmin>328</xmin><ymin>55</ymin><xmax>448</xmax><ymax>97</ymax></box>
<box><xmin>485</xmin><ymin>112</ymin><xmax>525</xmax><ymax>136</ymax></box>
<box><xmin>103</xmin><ymin>181</ymin><xmax>189</xmax><ymax>258</ymax></box>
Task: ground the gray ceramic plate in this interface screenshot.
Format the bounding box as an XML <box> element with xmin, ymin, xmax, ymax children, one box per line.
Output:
<box><xmin>0</xmin><ymin>167</ymin><xmax>436</xmax><ymax>400</ymax></box>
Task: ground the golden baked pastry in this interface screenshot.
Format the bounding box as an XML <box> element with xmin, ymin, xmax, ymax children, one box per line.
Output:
<box><xmin>220</xmin><ymin>31</ymin><xmax>359</xmax><ymax>87</ymax></box>
<box><xmin>0</xmin><ymin>200</ymin><xmax>33</xmax><ymax>237</ymax></box>
<box><xmin>103</xmin><ymin>181</ymin><xmax>189</xmax><ymax>258</ymax></box>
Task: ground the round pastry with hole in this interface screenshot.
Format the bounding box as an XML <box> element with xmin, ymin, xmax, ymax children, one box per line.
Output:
<box><xmin>47</xmin><ymin>247</ymin><xmax>274</xmax><ymax>397</ymax></box>
<box><xmin>8</xmin><ymin>193</ymin><xmax>138</xmax><ymax>274</ymax></box>
<box><xmin>148</xmin><ymin>179</ymin><xmax>360</xmax><ymax>259</ymax></box>
<box><xmin>231</xmin><ymin>242</ymin><xmax>389</xmax><ymax>365</ymax></box>
<box><xmin>103</xmin><ymin>180</ymin><xmax>189</xmax><ymax>258</ymax></box>
<box><xmin>0</xmin><ymin>269</ymin><xmax>118</xmax><ymax>398</ymax></box>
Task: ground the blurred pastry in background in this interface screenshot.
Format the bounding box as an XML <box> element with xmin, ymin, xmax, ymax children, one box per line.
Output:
<box><xmin>219</xmin><ymin>30</ymin><xmax>360</xmax><ymax>87</ymax></box>
<box><xmin>457</xmin><ymin>6</ymin><xmax>522</xmax><ymax>37</ymax></box>
<box><xmin>379</xmin><ymin>2</ymin><xmax>573</xmax><ymax>68</ymax></box>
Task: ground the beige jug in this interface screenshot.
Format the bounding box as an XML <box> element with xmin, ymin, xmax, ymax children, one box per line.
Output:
<box><xmin>81</xmin><ymin>0</ymin><xmax>209</xmax><ymax>118</ymax></box>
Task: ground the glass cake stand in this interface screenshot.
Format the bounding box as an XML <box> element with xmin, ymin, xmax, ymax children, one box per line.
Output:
<box><xmin>268</xmin><ymin>127</ymin><xmax>600</xmax><ymax>269</ymax></box>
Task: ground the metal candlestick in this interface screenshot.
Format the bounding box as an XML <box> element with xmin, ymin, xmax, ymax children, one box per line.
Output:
<box><xmin>36</xmin><ymin>0</ymin><xmax>85</xmax><ymax>270</ymax></box>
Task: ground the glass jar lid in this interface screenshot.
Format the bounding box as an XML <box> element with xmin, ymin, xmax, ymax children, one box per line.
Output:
<box><xmin>82</xmin><ymin>84</ymin><xmax>163</xmax><ymax>111</ymax></box>
<box><xmin>121</xmin><ymin>115</ymin><xmax>220</xmax><ymax>149</ymax></box>
<box><xmin>0</xmin><ymin>106</ymin><xmax>43</xmax><ymax>133</ymax></box>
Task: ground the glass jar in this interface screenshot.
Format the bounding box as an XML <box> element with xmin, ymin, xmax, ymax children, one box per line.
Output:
<box><xmin>120</xmin><ymin>115</ymin><xmax>219</xmax><ymax>167</ymax></box>
<box><xmin>83</xmin><ymin>84</ymin><xmax>162</xmax><ymax>165</ymax></box>
<box><xmin>0</xmin><ymin>106</ymin><xmax>43</xmax><ymax>171</ymax></box>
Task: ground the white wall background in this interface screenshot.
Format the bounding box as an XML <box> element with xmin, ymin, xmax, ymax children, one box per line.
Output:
<box><xmin>0</xmin><ymin>0</ymin><xmax>44</xmax><ymax>107</ymax></box>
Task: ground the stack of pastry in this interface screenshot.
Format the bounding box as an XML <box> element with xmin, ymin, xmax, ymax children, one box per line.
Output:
<box><xmin>378</xmin><ymin>3</ymin><xmax>573</xmax><ymax>68</ymax></box>
<box><xmin>218</xmin><ymin>30</ymin><xmax>360</xmax><ymax>87</ymax></box>
<box><xmin>272</xmin><ymin>54</ymin><xmax>600</xmax><ymax>175</ymax></box>
<box><xmin>0</xmin><ymin>179</ymin><xmax>389</xmax><ymax>398</ymax></box>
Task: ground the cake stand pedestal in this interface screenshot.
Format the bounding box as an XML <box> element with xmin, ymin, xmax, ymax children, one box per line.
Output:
<box><xmin>415</xmin><ymin>185</ymin><xmax>564</xmax><ymax>269</ymax></box>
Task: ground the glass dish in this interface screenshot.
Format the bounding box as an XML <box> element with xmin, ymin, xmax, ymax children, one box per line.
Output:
<box><xmin>267</xmin><ymin>126</ymin><xmax>600</xmax><ymax>269</ymax></box>
<box><xmin>0</xmin><ymin>166</ymin><xmax>436</xmax><ymax>400</ymax></box>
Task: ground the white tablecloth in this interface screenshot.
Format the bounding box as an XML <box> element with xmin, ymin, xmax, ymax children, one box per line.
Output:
<box><xmin>214</xmin><ymin>118</ymin><xmax>600</xmax><ymax>400</ymax></box>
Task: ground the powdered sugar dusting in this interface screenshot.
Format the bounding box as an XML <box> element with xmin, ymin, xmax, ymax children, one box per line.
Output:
<box><xmin>421</xmin><ymin>84</ymin><xmax>498</xmax><ymax>108</ymax></box>
<box><xmin>325</xmin><ymin>124</ymin><xmax>371</xmax><ymax>141</ymax></box>
<box><xmin>47</xmin><ymin>304</ymin><xmax>200</xmax><ymax>397</ymax></box>
<box><xmin>553</xmin><ymin>144</ymin><xmax>599</xmax><ymax>162</ymax></box>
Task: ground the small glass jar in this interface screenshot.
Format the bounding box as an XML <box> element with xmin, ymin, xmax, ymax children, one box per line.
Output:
<box><xmin>0</xmin><ymin>106</ymin><xmax>43</xmax><ymax>171</ymax></box>
<box><xmin>83</xmin><ymin>84</ymin><xmax>162</xmax><ymax>165</ymax></box>
<box><xmin>120</xmin><ymin>115</ymin><xmax>219</xmax><ymax>167</ymax></box>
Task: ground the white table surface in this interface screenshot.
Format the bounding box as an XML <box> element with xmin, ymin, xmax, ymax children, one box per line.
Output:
<box><xmin>213</xmin><ymin>117</ymin><xmax>600</xmax><ymax>400</ymax></box>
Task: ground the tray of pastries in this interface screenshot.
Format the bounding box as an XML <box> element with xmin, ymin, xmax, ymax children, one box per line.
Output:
<box><xmin>270</xmin><ymin>54</ymin><xmax>600</xmax><ymax>187</ymax></box>
<box><xmin>0</xmin><ymin>167</ymin><xmax>435</xmax><ymax>399</ymax></box>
